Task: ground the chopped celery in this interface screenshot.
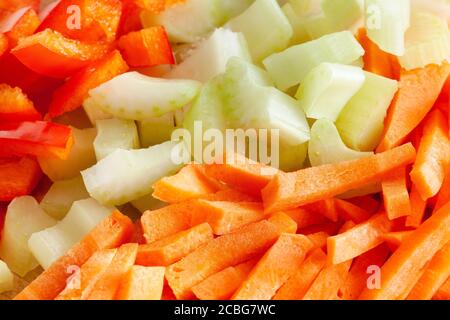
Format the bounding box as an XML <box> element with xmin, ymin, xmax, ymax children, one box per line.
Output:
<box><xmin>278</xmin><ymin>142</ymin><xmax>308</xmax><ymax>172</ymax></box>
<box><xmin>174</xmin><ymin>105</ymin><xmax>191</xmax><ymax>127</ymax></box>
<box><xmin>399</xmin><ymin>12</ymin><xmax>450</xmax><ymax>70</ymax></box>
<box><xmin>0</xmin><ymin>260</ymin><xmax>13</xmax><ymax>294</ymax></box>
<box><xmin>166</xmin><ymin>28</ymin><xmax>251</xmax><ymax>82</ymax></box>
<box><xmin>83</xmin><ymin>97</ymin><xmax>113</xmax><ymax>125</ymax></box>
<box><xmin>88</xmin><ymin>72</ymin><xmax>201</xmax><ymax>120</ymax></box>
<box><xmin>288</xmin><ymin>0</ymin><xmax>321</xmax><ymax>14</ymax></box>
<box><xmin>365</xmin><ymin>0</ymin><xmax>410</xmax><ymax>56</ymax></box>
<box><xmin>263</xmin><ymin>31</ymin><xmax>364</xmax><ymax>90</ymax></box>
<box><xmin>0</xmin><ymin>197</ymin><xmax>57</xmax><ymax>276</ymax></box>
<box><xmin>295</xmin><ymin>63</ymin><xmax>365</xmax><ymax>121</ymax></box>
<box><xmin>411</xmin><ymin>0</ymin><xmax>450</xmax><ymax>21</ymax></box>
<box><xmin>225</xmin><ymin>0</ymin><xmax>293</xmax><ymax>62</ymax></box>
<box><xmin>40</xmin><ymin>175</ymin><xmax>90</xmax><ymax>220</ymax></box>
<box><xmin>321</xmin><ymin>0</ymin><xmax>362</xmax><ymax>30</ymax></box>
<box><xmin>81</xmin><ymin>141</ymin><xmax>184</xmax><ymax>206</ymax></box>
<box><xmin>28</xmin><ymin>198</ymin><xmax>114</xmax><ymax>270</ymax></box>
<box><xmin>38</xmin><ymin>127</ymin><xmax>97</xmax><ymax>181</ymax></box>
<box><xmin>94</xmin><ymin>119</ymin><xmax>139</xmax><ymax>161</ymax></box>
<box><xmin>336</xmin><ymin>72</ymin><xmax>398</xmax><ymax>151</ymax></box>
<box><xmin>282</xmin><ymin>3</ymin><xmax>311</xmax><ymax>45</ymax></box>
<box><xmin>138</xmin><ymin>113</ymin><xmax>177</xmax><ymax>148</ymax></box>
<box><xmin>130</xmin><ymin>192</ymin><xmax>166</xmax><ymax>213</ymax></box>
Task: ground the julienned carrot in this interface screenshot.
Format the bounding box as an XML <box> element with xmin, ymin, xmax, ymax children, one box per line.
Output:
<box><xmin>273</xmin><ymin>248</ymin><xmax>327</xmax><ymax>300</ymax></box>
<box><xmin>202</xmin><ymin>188</ymin><xmax>257</xmax><ymax>202</ymax></box>
<box><xmin>359</xmin><ymin>202</ymin><xmax>450</xmax><ymax>300</ymax></box>
<box><xmin>116</xmin><ymin>266</ymin><xmax>165</xmax><ymax>300</ymax></box>
<box><xmin>192</xmin><ymin>259</ymin><xmax>258</xmax><ymax>300</ymax></box>
<box><xmin>381</xmin><ymin>231</ymin><xmax>413</xmax><ymax>252</ymax></box>
<box><xmin>136</xmin><ymin>223</ymin><xmax>214</xmax><ymax>266</ymax></box>
<box><xmin>410</xmin><ymin>110</ymin><xmax>450</xmax><ymax>200</ymax></box>
<box><xmin>298</xmin><ymin>222</ymin><xmax>341</xmax><ymax>237</ymax></box>
<box><xmin>407</xmin><ymin>241</ymin><xmax>450</xmax><ymax>300</ymax></box>
<box><xmin>307</xmin><ymin>232</ymin><xmax>329</xmax><ymax>250</ymax></box>
<box><xmin>204</xmin><ymin>152</ymin><xmax>278</xmax><ymax>198</ymax></box>
<box><xmin>334</xmin><ymin>199</ymin><xmax>371</xmax><ymax>223</ymax></box>
<box><xmin>381</xmin><ymin>167</ymin><xmax>411</xmax><ymax>220</ymax></box>
<box><xmin>405</xmin><ymin>186</ymin><xmax>428</xmax><ymax>228</ymax></box>
<box><xmin>433</xmin><ymin>277</ymin><xmax>450</xmax><ymax>300</ymax></box>
<box><xmin>284</xmin><ymin>208</ymin><xmax>329</xmax><ymax>229</ymax></box>
<box><xmin>327</xmin><ymin>213</ymin><xmax>393</xmax><ymax>265</ymax></box>
<box><xmin>347</xmin><ymin>195</ymin><xmax>380</xmax><ymax>214</ymax></box>
<box><xmin>232</xmin><ymin>234</ymin><xmax>313</xmax><ymax>300</ymax></box>
<box><xmin>268</xmin><ymin>212</ymin><xmax>298</xmax><ymax>234</ymax></box>
<box><xmin>14</xmin><ymin>211</ymin><xmax>133</xmax><ymax>300</ymax></box>
<box><xmin>339</xmin><ymin>244</ymin><xmax>390</xmax><ymax>300</ymax></box>
<box><xmin>303</xmin><ymin>199</ymin><xmax>339</xmax><ymax>222</ymax></box>
<box><xmin>152</xmin><ymin>164</ymin><xmax>221</xmax><ymax>203</ymax></box>
<box><xmin>262</xmin><ymin>143</ymin><xmax>416</xmax><ymax>213</ymax></box>
<box><xmin>433</xmin><ymin>167</ymin><xmax>450</xmax><ymax>214</ymax></box>
<box><xmin>377</xmin><ymin>62</ymin><xmax>450</xmax><ymax>152</ymax></box>
<box><xmin>165</xmin><ymin>220</ymin><xmax>281</xmax><ymax>299</ymax></box>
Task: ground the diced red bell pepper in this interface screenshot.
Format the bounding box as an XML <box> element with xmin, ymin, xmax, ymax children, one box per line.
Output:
<box><xmin>0</xmin><ymin>0</ymin><xmax>40</xmax><ymax>17</ymax></box>
<box><xmin>117</xmin><ymin>0</ymin><xmax>142</xmax><ymax>37</ymax></box>
<box><xmin>0</xmin><ymin>84</ymin><xmax>41</xmax><ymax>122</ymax></box>
<box><xmin>0</xmin><ymin>202</ymin><xmax>6</xmax><ymax>232</ymax></box>
<box><xmin>37</xmin><ymin>0</ymin><xmax>122</xmax><ymax>42</ymax></box>
<box><xmin>47</xmin><ymin>50</ymin><xmax>129</xmax><ymax>118</ymax></box>
<box><xmin>0</xmin><ymin>121</ymin><xmax>73</xmax><ymax>159</ymax></box>
<box><xmin>12</xmin><ymin>29</ymin><xmax>111</xmax><ymax>78</ymax></box>
<box><xmin>0</xmin><ymin>7</ymin><xmax>40</xmax><ymax>47</ymax></box>
<box><xmin>0</xmin><ymin>33</ymin><xmax>7</xmax><ymax>57</ymax></box>
<box><xmin>135</xmin><ymin>0</ymin><xmax>165</xmax><ymax>12</ymax></box>
<box><xmin>0</xmin><ymin>157</ymin><xmax>43</xmax><ymax>202</ymax></box>
<box><xmin>118</xmin><ymin>26</ymin><xmax>174</xmax><ymax>68</ymax></box>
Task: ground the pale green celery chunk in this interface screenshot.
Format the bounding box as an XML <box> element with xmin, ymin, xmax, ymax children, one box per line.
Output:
<box><xmin>282</xmin><ymin>3</ymin><xmax>311</xmax><ymax>45</ymax></box>
<box><xmin>83</xmin><ymin>97</ymin><xmax>114</xmax><ymax>126</ymax></box>
<box><xmin>0</xmin><ymin>260</ymin><xmax>13</xmax><ymax>294</ymax></box>
<box><xmin>138</xmin><ymin>113</ymin><xmax>177</xmax><ymax>148</ymax></box>
<box><xmin>94</xmin><ymin>119</ymin><xmax>139</xmax><ymax>160</ymax></box>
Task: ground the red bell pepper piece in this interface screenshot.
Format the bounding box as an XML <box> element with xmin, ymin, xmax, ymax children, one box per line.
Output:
<box><xmin>118</xmin><ymin>0</ymin><xmax>142</xmax><ymax>37</ymax></box>
<box><xmin>0</xmin><ymin>202</ymin><xmax>6</xmax><ymax>232</ymax></box>
<box><xmin>0</xmin><ymin>121</ymin><xmax>73</xmax><ymax>159</ymax></box>
<box><xmin>0</xmin><ymin>33</ymin><xmax>7</xmax><ymax>58</ymax></box>
<box><xmin>0</xmin><ymin>0</ymin><xmax>40</xmax><ymax>18</ymax></box>
<box><xmin>47</xmin><ymin>50</ymin><xmax>129</xmax><ymax>118</ymax></box>
<box><xmin>135</xmin><ymin>0</ymin><xmax>165</xmax><ymax>12</ymax></box>
<box><xmin>118</xmin><ymin>26</ymin><xmax>174</xmax><ymax>67</ymax></box>
<box><xmin>0</xmin><ymin>6</ymin><xmax>40</xmax><ymax>47</ymax></box>
<box><xmin>0</xmin><ymin>84</ymin><xmax>41</xmax><ymax>122</ymax></box>
<box><xmin>0</xmin><ymin>157</ymin><xmax>42</xmax><ymax>202</ymax></box>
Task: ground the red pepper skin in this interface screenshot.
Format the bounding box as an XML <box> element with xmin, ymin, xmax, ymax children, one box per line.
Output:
<box><xmin>0</xmin><ymin>202</ymin><xmax>6</xmax><ymax>232</ymax></box>
<box><xmin>1</xmin><ymin>7</ymin><xmax>40</xmax><ymax>47</ymax></box>
<box><xmin>0</xmin><ymin>84</ymin><xmax>41</xmax><ymax>122</ymax></box>
<box><xmin>0</xmin><ymin>121</ymin><xmax>73</xmax><ymax>159</ymax></box>
<box><xmin>0</xmin><ymin>34</ymin><xmax>7</xmax><ymax>58</ymax></box>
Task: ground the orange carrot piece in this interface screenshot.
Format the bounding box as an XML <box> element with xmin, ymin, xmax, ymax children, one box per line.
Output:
<box><xmin>382</xmin><ymin>168</ymin><xmax>412</xmax><ymax>220</ymax></box>
<box><xmin>273</xmin><ymin>248</ymin><xmax>327</xmax><ymax>300</ymax></box>
<box><xmin>327</xmin><ymin>212</ymin><xmax>393</xmax><ymax>265</ymax></box>
<box><xmin>152</xmin><ymin>164</ymin><xmax>221</xmax><ymax>203</ymax></box>
<box><xmin>136</xmin><ymin>223</ymin><xmax>214</xmax><ymax>266</ymax></box>
<box><xmin>14</xmin><ymin>211</ymin><xmax>133</xmax><ymax>300</ymax></box>
<box><xmin>303</xmin><ymin>199</ymin><xmax>339</xmax><ymax>222</ymax></box>
<box><xmin>381</xmin><ymin>231</ymin><xmax>413</xmax><ymax>252</ymax></box>
<box><xmin>130</xmin><ymin>220</ymin><xmax>146</xmax><ymax>244</ymax></box>
<box><xmin>359</xmin><ymin>202</ymin><xmax>450</xmax><ymax>300</ymax></box>
<box><xmin>434</xmin><ymin>167</ymin><xmax>450</xmax><ymax>213</ymax></box>
<box><xmin>202</xmin><ymin>188</ymin><xmax>257</xmax><ymax>202</ymax></box>
<box><xmin>334</xmin><ymin>199</ymin><xmax>371</xmax><ymax>223</ymax></box>
<box><xmin>232</xmin><ymin>234</ymin><xmax>313</xmax><ymax>300</ymax></box>
<box><xmin>347</xmin><ymin>195</ymin><xmax>380</xmax><ymax>214</ymax></box>
<box><xmin>262</xmin><ymin>143</ymin><xmax>416</xmax><ymax>213</ymax></box>
<box><xmin>378</xmin><ymin>62</ymin><xmax>450</xmax><ymax>152</ymax></box>
<box><xmin>406</xmin><ymin>186</ymin><xmax>428</xmax><ymax>228</ymax></box>
<box><xmin>284</xmin><ymin>207</ymin><xmax>329</xmax><ymax>229</ymax></box>
<box><xmin>308</xmin><ymin>232</ymin><xmax>329</xmax><ymax>250</ymax></box>
<box><xmin>298</xmin><ymin>222</ymin><xmax>342</xmax><ymax>236</ymax></box>
<box><xmin>268</xmin><ymin>212</ymin><xmax>298</xmax><ymax>234</ymax></box>
<box><xmin>116</xmin><ymin>266</ymin><xmax>165</xmax><ymax>300</ymax></box>
<box><xmin>433</xmin><ymin>277</ymin><xmax>450</xmax><ymax>300</ymax></box>
<box><xmin>410</xmin><ymin>110</ymin><xmax>450</xmax><ymax>200</ymax></box>
<box><xmin>165</xmin><ymin>220</ymin><xmax>281</xmax><ymax>299</ymax></box>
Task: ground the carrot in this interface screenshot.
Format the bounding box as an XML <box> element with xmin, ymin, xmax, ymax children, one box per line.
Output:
<box><xmin>262</xmin><ymin>143</ymin><xmax>416</xmax><ymax>213</ymax></box>
<box><xmin>136</xmin><ymin>223</ymin><xmax>214</xmax><ymax>266</ymax></box>
<box><xmin>268</xmin><ymin>212</ymin><xmax>298</xmax><ymax>234</ymax></box>
<box><xmin>410</xmin><ymin>110</ymin><xmax>450</xmax><ymax>200</ymax></box>
<box><xmin>381</xmin><ymin>231</ymin><xmax>413</xmax><ymax>252</ymax></box>
<box><xmin>202</xmin><ymin>188</ymin><xmax>257</xmax><ymax>202</ymax></box>
<box><xmin>84</xmin><ymin>243</ymin><xmax>138</xmax><ymax>300</ymax></box>
<box><xmin>405</xmin><ymin>186</ymin><xmax>428</xmax><ymax>228</ymax></box>
<box><xmin>14</xmin><ymin>211</ymin><xmax>133</xmax><ymax>300</ymax></box>
<box><xmin>334</xmin><ymin>199</ymin><xmax>371</xmax><ymax>223</ymax></box>
<box><xmin>303</xmin><ymin>199</ymin><xmax>339</xmax><ymax>222</ymax></box>
<box><xmin>204</xmin><ymin>151</ymin><xmax>278</xmax><ymax>198</ymax></box>
<box><xmin>382</xmin><ymin>167</ymin><xmax>412</xmax><ymax>220</ymax></box>
<box><xmin>327</xmin><ymin>212</ymin><xmax>393</xmax><ymax>265</ymax></box>
<box><xmin>339</xmin><ymin>244</ymin><xmax>391</xmax><ymax>300</ymax></box>
<box><xmin>298</xmin><ymin>222</ymin><xmax>342</xmax><ymax>236</ymax></box>
<box><xmin>359</xmin><ymin>202</ymin><xmax>450</xmax><ymax>300</ymax></box>
<box><xmin>433</xmin><ymin>166</ymin><xmax>450</xmax><ymax>214</ymax></box>
<box><xmin>347</xmin><ymin>195</ymin><xmax>380</xmax><ymax>214</ymax></box>
<box><xmin>130</xmin><ymin>219</ymin><xmax>146</xmax><ymax>244</ymax></box>
<box><xmin>273</xmin><ymin>248</ymin><xmax>327</xmax><ymax>300</ymax></box>
<box><xmin>284</xmin><ymin>208</ymin><xmax>328</xmax><ymax>229</ymax></box>
<box><xmin>165</xmin><ymin>220</ymin><xmax>281</xmax><ymax>299</ymax></box>
<box><xmin>433</xmin><ymin>277</ymin><xmax>450</xmax><ymax>300</ymax></box>
<box><xmin>232</xmin><ymin>234</ymin><xmax>313</xmax><ymax>300</ymax></box>
<box><xmin>152</xmin><ymin>164</ymin><xmax>221</xmax><ymax>203</ymax></box>
<box><xmin>192</xmin><ymin>259</ymin><xmax>258</xmax><ymax>300</ymax></box>
<box><xmin>307</xmin><ymin>232</ymin><xmax>329</xmax><ymax>250</ymax></box>
<box><xmin>377</xmin><ymin>62</ymin><xmax>450</xmax><ymax>152</ymax></box>
<box><xmin>116</xmin><ymin>266</ymin><xmax>165</xmax><ymax>300</ymax></box>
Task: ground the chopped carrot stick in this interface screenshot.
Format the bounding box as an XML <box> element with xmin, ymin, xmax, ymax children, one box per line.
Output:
<box><xmin>202</xmin><ymin>188</ymin><xmax>257</xmax><ymax>202</ymax></box>
<box><xmin>298</xmin><ymin>222</ymin><xmax>342</xmax><ymax>236</ymax></box>
<box><xmin>116</xmin><ymin>266</ymin><xmax>165</xmax><ymax>300</ymax></box>
<box><xmin>165</xmin><ymin>220</ymin><xmax>281</xmax><ymax>299</ymax></box>
<box><xmin>130</xmin><ymin>220</ymin><xmax>146</xmax><ymax>244</ymax></box>
<box><xmin>268</xmin><ymin>212</ymin><xmax>298</xmax><ymax>234</ymax></box>
<box><xmin>308</xmin><ymin>232</ymin><xmax>329</xmax><ymax>249</ymax></box>
<box><xmin>303</xmin><ymin>199</ymin><xmax>339</xmax><ymax>222</ymax></box>
<box><xmin>433</xmin><ymin>277</ymin><xmax>450</xmax><ymax>300</ymax></box>
<box><xmin>433</xmin><ymin>167</ymin><xmax>450</xmax><ymax>214</ymax></box>
<box><xmin>397</xmin><ymin>261</ymin><xmax>431</xmax><ymax>300</ymax></box>
<box><xmin>405</xmin><ymin>186</ymin><xmax>428</xmax><ymax>228</ymax></box>
<box><xmin>378</xmin><ymin>62</ymin><xmax>450</xmax><ymax>152</ymax></box>
<box><xmin>136</xmin><ymin>223</ymin><xmax>214</xmax><ymax>266</ymax></box>
<box><xmin>327</xmin><ymin>212</ymin><xmax>393</xmax><ymax>265</ymax></box>
<box><xmin>359</xmin><ymin>202</ymin><xmax>450</xmax><ymax>300</ymax></box>
<box><xmin>284</xmin><ymin>207</ymin><xmax>329</xmax><ymax>229</ymax></box>
<box><xmin>232</xmin><ymin>234</ymin><xmax>313</xmax><ymax>300</ymax></box>
<box><xmin>262</xmin><ymin>143</ymin><xmax>416</xmax><ymax>213</ymax></box>
<box><xmin>381</xmin><ymin>231</ymin><xmax>413</xmax><ymax>252</ymax></box>
<box><xmin>334</xmin><ymin>199</ymin><xmax>371</xmax><ymax>223</ymax></box>
<box><xmin>347</xmin><ymin>195</ymin><xmax>380</xmax><ymax>214</ymax></box>
<box><xmin>14</xmin><ymin>211</ymin><xmax>133</xmax><ymax>300</ymax></box>
<box><xmin>410</xmin><ymin>110</ymin><xmax>450</xmax><ymax>200</ymax></box>
<box><xmin>382</xmin><ymin>168</ymin><xmax>412</xmax><ymax>220</ymax></box>
<box><xmin>273</xmin><ymin>248</ymin><xmax>327</xmax><ymax>300</ymax></box>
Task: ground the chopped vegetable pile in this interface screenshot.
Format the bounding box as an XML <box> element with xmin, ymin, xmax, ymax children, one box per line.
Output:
<box><xmin>1</xmin><ymin>0</ymin><xmax>450</xmax><ymax>301</ymax></box>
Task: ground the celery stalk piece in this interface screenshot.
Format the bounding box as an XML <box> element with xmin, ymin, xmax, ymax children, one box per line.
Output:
<box><xmin>282</xmin><ymin>3</ymin><xmax>311</xmax><ymax>45</ymax></box>
<box><xmin>336</xmin><ymin>71</ymin><xmax>398</xmax><ymax>152</ymax></box>
<box><xmin>278</xmin><ymin>142</ymin><xmax>308</xmax><ymax>172</ymax></box>
<box><xmin>40</xmin><ymin>176</ymin><xmax>90</xmax><ymax>220</ymax></box>
<box><xmin>295</xmin><ymin>63</ymin><xmax>366</xmax><ymax>121</ymax></box>
<box><xmin>88</xmin><ymin>72</ymin><xmax>201</xmax><ymax>121</ymax></box>
<box><xmin>83</xmin><ymin>97</ymin><xmax>113</xmax><ymax>125</ymax></box>
<box><xmin>38</xmin><ymin>127</ymin><xmax>97</xmax><ymax>182</ymax></box>
<box><xmin>0</xmin><ymin>197</ymin><xmax>57</xmax><ymax>276</ymax></box>
<box><xmin>399</xmin><ymin>12</ymin><xmax>450</xmax><ymax>70</ymax></box>
<box><xmin>138</xmin><ymin>113</ymin><xmax>177</xmax><ymax>148</ymax></box>
<box><xmin>365</xmin><ymin>0</ymin><xmax>410</xmax><ymax>56</ymax></box>
<box><xmin>321</xmin><ymin>0</ymin><xmax>362</xmax><ymax>30</ymax></box>
<box><xmin>0</xmin><ymin>260</ymin><xmax>13</xmax><ymax>294</ymax></box>
<box><xmin>411</xmin><ymin>0</ymin><xmax>450</xmax><ymax>21</ymax></box>
<box><xmin>288</xmin><ymin>0</ymin><xmax>322</xmax><ymax>14</ymax></box>
<box><xmin>225</xmin><ymin>0</ymin><xmax>293</xmax><ymax>62</ymax></box>
<box><xmin>81</xmin><ymin>141</ymin><xmax>184</xmax><ymax>206</ymax></box>
<box><xmin>174</xmin><ymin>105</ymin><xmax>190</xmax><ymax>127</ymax></box>
<box><xmin>130</xmin><ymin>192</ymin><xmax>166</xmax><ymax>213</ymax></box>
<box><xmin>263</xmin><ymin>31</ymin><xmax>365</xmax><ymax>91</ymax></box>
<box><xmin>94</xmin><ymin>119</ymin><xmax>139</xmax><ymax>161</ymax></box>
<box><xmin>166</xmin><ymin>28</ymin><xmax>251</xmax><ymax>82</ymax></box>
<box><xmin>28</xmin><ymin>198</ymin><xmax>114</xmax><ymax>270</ymax></box>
